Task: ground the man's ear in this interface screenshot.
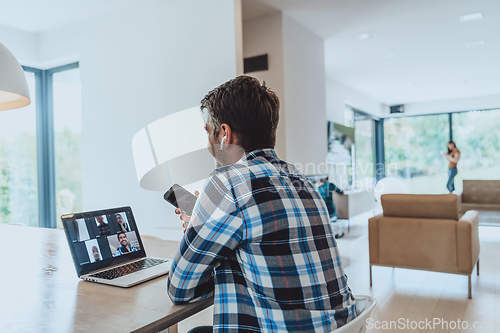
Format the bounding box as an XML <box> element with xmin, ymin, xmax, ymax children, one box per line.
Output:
<box><xmin>219</xmin><ymin>123</ymin><xmax>232</xmax><ymax>142</ymax></box>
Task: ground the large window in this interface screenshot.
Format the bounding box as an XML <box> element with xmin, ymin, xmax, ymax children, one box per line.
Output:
<box><xmin>0</xmin><ymin>72</ymin><xmax>38</xmax><ymax>226</ymax></box>
<box><xmin>0</xmin><ymin>64</ymin><xmax>81</xmax><ymax>228</ymax></box>
<box><xmin>452</xmin><ymin>109</ymin><xmax>500</xmax><ymax>193</ymax></box>
<box><xmin>384</xmin><ymin>114</ymin><xmax>449</xmax><ymax>194</ymax></box>
<box><xmin>382</xmin><ymin>109</ymin><xmax>500</xmax><ymax>194</ymax></box>
<box><xmin>335</xmin><ymin>106</ymin><xmax>500</xmax><ymax>194</ymax></box>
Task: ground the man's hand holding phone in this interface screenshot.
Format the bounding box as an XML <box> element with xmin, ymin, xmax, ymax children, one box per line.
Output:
<box><xmin>174</xmin><ymin>191</ymin><xmax>199</xmax><ymax>233</ymax></box>
<box><xmin>164</xmin><ymin>184</ymin><xmax>200</xmax><ymax>233</ymax></box>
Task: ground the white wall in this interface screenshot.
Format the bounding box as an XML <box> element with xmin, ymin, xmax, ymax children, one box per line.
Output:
<box><xmin>0</xmin><ymin>25</ymin><xmax>39</xmax><ymax>66</ymax></box>
<box><xmin>234</xmin><ymin>0</ymin><xmax>244</xmax><ymax>75</ymax></box>
<box><xmin>326</xmin><ymin>79</ymin><xmax>383</xmax><ymax>123</ymax></box>
<box><xmin>242</xmin><ymin>13</ymin><xmax>286</xmax><ymax>158</ymax></box>
<box><xmin>282</xmin><ymin>15</ymin><xmax>327</xmax><ymax>170</ymax></box>
<box><xmin>38</xmin><ymin>0</ymin><xmax>238</xmax><ymax>240</ymax></box>
<box><xmin>242</xmin><ymin>14</ymin><xmax>328</xmax><ymax>171</ymax></box>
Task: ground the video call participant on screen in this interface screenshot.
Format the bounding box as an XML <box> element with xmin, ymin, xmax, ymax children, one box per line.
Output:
<box><xmin>96</xmin><ymin>215</ymin><xmax>111</xmax><ymax>236</ymax></box>
<box><xmin>115</xmin><ymin>233</ymin><xmax>137</xmax><ymax>256</ymax></box>
<box><xmin>71</xmin><ymin>220</ymin><xmax>80</xmax><ymax>241</ymax></box>
<box><xmin>91</xmin><ymin>246</ymin><xmax>101</xmax><ymax>262</ymax></box>
<box><xmin>115</xmin><ymin>213</ymin><xmax>130</xmax><ymax>233</ymax></box>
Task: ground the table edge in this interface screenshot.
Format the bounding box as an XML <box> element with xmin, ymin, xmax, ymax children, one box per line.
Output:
<box><xmin>131</xmin><ymin>297</ymin><xmax>214</xmax><ymax>333</ymax></box>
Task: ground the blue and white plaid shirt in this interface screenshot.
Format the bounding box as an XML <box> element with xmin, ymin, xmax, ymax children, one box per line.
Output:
<box><xmin>167</xmin><ymin>149</ymin><xmax>356</xmax><ymax>332</ymax></box>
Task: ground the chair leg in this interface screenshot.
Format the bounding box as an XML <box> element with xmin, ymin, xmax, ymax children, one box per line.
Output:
<box><xmin>468</xmin><ymin>274</ymin><xmax>472</xmax><ymax>299</ymax></box>
<box><xmin>369</xmin><ymin>265</ymin><xmax>372</xmax><ymax>288</ymax></box>
<box><xmin>477</xmin><ymin>259</ymin><xmax>480</xmax><ymax>276</ymax></box>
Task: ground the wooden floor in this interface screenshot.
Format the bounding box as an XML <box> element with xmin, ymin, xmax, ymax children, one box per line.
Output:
<box><xmin>178</xmin><ymin>212</ymin><xmax>500</xmax><ymax>332</ymax></box>
<box><xmin>341</xmin><ymin>212</ymin><xmax>500</xmax><ymax>333</ymax></box>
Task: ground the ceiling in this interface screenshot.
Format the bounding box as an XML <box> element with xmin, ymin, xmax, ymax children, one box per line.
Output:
<box><xmin>0</xmin><ymin>0</ymin><xmax>136</xmax><ymax>32</ymax></box>
<box><xmin>2</xmin><ymin>0</ymin><xmax>499</xmax><ymax>105</ymax></box>
<box><xmin>254</xmin><ymin>0</ymin><xmax>500</xmax><ymax>105</ymax></box>
<box><xmin>2</xmin><ymin>0</ymin><xmax>280</xmax><ymax>31</ymax></box>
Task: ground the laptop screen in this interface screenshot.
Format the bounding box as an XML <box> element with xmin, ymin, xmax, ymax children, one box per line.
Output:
<box><xmin>61</xmin><ymin>206</ymin><xmax>146</xmax><ymax>277</ymax></box>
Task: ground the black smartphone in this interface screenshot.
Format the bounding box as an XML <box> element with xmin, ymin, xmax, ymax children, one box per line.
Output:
<box><xmin>163</xmin><ymin>184</ymin><xmax>197</xmax><ymax>215</ymax></box>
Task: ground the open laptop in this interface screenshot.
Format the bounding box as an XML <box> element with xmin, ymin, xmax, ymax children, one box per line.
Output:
<box><xmin>61</xmin><ymin>206</ymin><xmax>171</xmax><ymax>287</ymax></box>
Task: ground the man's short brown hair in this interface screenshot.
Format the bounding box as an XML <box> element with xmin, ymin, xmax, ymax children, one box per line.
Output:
<box><xmin>200</xmin><ymin>75</ymin><xmax>280</xmax><ymax>153</ymax></box>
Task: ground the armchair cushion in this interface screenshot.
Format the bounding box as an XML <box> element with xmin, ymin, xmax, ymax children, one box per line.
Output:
<box><xmin>381</xmin><ymin>194</ymin><xmax>459</xmax><ymax>220</ymax></box>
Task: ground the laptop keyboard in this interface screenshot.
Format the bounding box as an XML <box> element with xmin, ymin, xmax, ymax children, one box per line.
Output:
<box><xmin>90</xmin><ymin>258</ymin><xmax>167</xmax><ymax>280</ymax></box>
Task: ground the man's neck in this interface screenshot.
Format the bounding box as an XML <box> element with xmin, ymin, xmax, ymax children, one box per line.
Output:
<box><xmin>217</xmin><ymin>149</ymin><xmax>246</xmax><ymax>167</ymax></box>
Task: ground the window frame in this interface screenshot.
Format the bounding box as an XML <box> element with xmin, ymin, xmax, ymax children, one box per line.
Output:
<box><xmin>22</xmin><ymin>62</ymin><xmax>79</xmax><ymax>228</ymax></box>
<box><xmin>347</xmin><ymin>107</ymin><xmax>382</xmax><ymax>183</ymax></box>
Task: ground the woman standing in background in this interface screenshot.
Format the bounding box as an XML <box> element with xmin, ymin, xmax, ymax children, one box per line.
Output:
<box><xmin>443</xmin><ymin>140</ymin><xmax>461</xmax><ymax>193</ymax></box>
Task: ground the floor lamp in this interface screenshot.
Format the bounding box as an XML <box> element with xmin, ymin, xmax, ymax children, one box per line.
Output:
<box><xmin>132</xmin><ymin>106</ymin><xmax>215</xmax><ymax>193</ymax></box>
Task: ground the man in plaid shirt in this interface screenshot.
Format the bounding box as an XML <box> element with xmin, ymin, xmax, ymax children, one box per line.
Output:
<box><xmin>167</xmin><ymin>76</ymin><xmax>356</xmax><ymax>332</ymax></box>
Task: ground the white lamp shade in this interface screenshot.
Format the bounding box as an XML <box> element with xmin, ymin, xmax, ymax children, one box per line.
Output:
<box><xmin>0</xmin><ymin>42</ymin><xmax>30</xmax><ymax>111</ymax></box>
<box><xmin>132</xmin><ymin>106</ymin><xmax>215</xmax><ymax>191</ymax></box>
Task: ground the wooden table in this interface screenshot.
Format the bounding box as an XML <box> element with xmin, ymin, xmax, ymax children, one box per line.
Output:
<box><xmin>0</xmin><ymin>225</ymin><xmax>213</xmax><ymax>332</ymax></box>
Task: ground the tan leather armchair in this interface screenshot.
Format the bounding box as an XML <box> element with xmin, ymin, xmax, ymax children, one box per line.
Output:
<box><xmin>368</xmin><ymin>194</ymin><xmax>480</xmax><ymax>298</ymax></box>
<box><xmin>460</xmin><ymin>179</ymin><xmax>500</xmax><ymax>214</ymax></box>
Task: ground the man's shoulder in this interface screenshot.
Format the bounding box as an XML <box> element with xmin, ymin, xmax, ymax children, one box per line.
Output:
<box><xmin>219</xmin><ymin>154</ymin><xmax>298</xmax><ymax>181</ymax></box>
<box><xmin>210</xmin><ymin>158</ymin><xmax>264</xmax><ymax>188</ymax></box>
<box><xmin>225</xmin><ymin>160</ymin><xmax>309</xmax><ymax>202</ymax></box>
<box><xmin>226</xmin><ymin>160</ymin><xmax>290</xmax><ymax>189</ymax></box>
